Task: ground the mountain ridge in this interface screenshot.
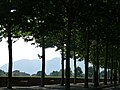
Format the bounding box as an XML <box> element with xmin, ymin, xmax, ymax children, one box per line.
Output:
<box><xmin>0</xmin><ymin>57</ymin><xmax>85</xmax><ymax>75</ymax></box>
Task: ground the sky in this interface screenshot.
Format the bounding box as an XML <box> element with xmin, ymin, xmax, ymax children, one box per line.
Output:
<box><xmin>0</xmin><ymin>38</ymin><xmax>61</xmax><ymax>67</ymax></box>
<box><xmin>0</xmin><ymin>38</ymin><xmax>104</xmax><ymax>73</ymax></box>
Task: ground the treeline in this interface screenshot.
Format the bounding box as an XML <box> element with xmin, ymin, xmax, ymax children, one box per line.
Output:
<box><xmin>1</xmin><ymin>0</ymin><xmax>120</xmax><ymax>88</ymax></box>
<box><xmin>0</xmin><ymin>67</ymin><xmax>110</xmax><ymax>78</ymax></box>
<box><xmin>49</xmin><ymin>66</ymin><xmax>83</xmax><ymax>77</ymax></box>
<box><xmin>0</xmin><ymin>69</ymin><xmax>30</xmax><ymax>77</ymax></box>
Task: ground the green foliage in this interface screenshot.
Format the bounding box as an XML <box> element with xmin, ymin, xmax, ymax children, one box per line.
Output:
<box><xmin>76</xmin><ymin>66</ymin><xmax>83</xmax><ymax>77</ymax></box>
<box><xmin>49</xmin><ymin>68</ymin><xmax>73</xmax><ymax>77</ymax></box>
<box><xmin>88</xmin><ymin>66</ymin><xmax>93</xmax><ymax>77</ymax></box>
<box><xmin>31</xmin><ymin>71</ymin><xmax>46</xmax><ymax>76</ymax></box>
<box><xmin>0</xmin><ymin>0</ymin><xmax>120</xmax><ymax>70</ymax></box>
<box><xmin>12</xmin><ymin>70</ymin><xmax>30</xmax><ymax>76</ymax></box>
<box><xmin>36</xmin><ymin>71</ymin><xmax>42</xmax><ymax>76</ymax></box>
<box><xmin>50</xmin><ymin>71</ymin><xmax>60</xmax><ymax>76</ymax></box>
<box><xmin>0</xmin><ymin>69</ymin><xmax>31</xmax><ymax>77</ymax></box>
<box><xmin>0</xmin><ymin>69</ymin><xmax>7</xmax><ymax>76</ymax></box>
<box><xmin>64</xmin><ymin>68</ymin><xmax>73</xmax><ymax>77</ymax></box>
<box><xmin>100</xmin><ymin>69</ymin><xmax>111</xmax><ymax>78</ymax></box>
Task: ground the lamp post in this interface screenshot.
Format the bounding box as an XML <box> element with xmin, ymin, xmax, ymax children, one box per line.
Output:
<box><xmin>92</xmin><ymin>40</ymin><xmax>97</xmax><ymax>87</ymax></box>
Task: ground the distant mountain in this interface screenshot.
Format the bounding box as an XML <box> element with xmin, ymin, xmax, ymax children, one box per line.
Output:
<box><xmin>1</xmin><ymin>59</ymin><xmax>41</xmax><ymax>75</ymax></box>
<box><xmin>0</xmin><ymin>57</ymin><xmax>85</xmax><ymax>75</ymax></box>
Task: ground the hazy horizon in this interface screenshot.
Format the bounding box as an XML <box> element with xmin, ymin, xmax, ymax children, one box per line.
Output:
<box><xmin>0</xmin><ymin>38</ymin><xmax>61</xmax><ymax>67</ymax></box>
<box><xmin>0</xmin><ymin>57</ymin><xmax>86</xmax><ymax>75</ymax></box>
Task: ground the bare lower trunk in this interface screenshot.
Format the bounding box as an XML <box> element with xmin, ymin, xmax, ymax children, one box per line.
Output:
<box><xmin>61</xmin><ymin>45</ymin><xmax>64</xmax><ymax>86</ymax></box>
<box><xmin>104</xmin><ymin>38</ymin><xmax>108</xmax><ymax>85</ymax></box>
<box><xmin>41</xmin><ymin>34</ymin><xmax>45</xmax><ymax>87</ymax></box>
<box><xmin>84</xmin><ymin>30</ymin><xmax>89</xmax><ymax>88</ymax></box>
<box><xmin>7</xmin><ymin>23</ymin><xmax>13</xmax><ymax>89</ymax></box>
<box><xmin>74</xmin><ymin>50</ymin><xmax>77</xmax><ymax>84</ymax></box>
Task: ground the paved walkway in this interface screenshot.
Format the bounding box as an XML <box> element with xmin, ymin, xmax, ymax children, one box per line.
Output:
<box><xmin>0</xmin><ymin>85</ymin><xmax>94</xmax><ymax>90</ymax></box>
<box><xmin>0</xmin><ymin>83</ymin><xmax>119</xmax><ymax>90</ymax></box>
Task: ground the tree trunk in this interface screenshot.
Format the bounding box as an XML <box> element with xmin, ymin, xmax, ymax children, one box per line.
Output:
<box><xmin>114</xmin><ymin>54</ymin><xmax>117</xmax><ymax>85</ymax></box>
<box><xmin>65</xmin><ymin>30</ymin><xmax>71</xmax><ymax>90</ymax></box>
<box><xmin>93</xmin><ymin>45</ymin><xmax>96</xmax><ymax>86</ymax></box>
<box><xmin>65</xmin><ymin>25</ymin><xmax>71</xmax><ymax>90</ymax></box>
<box><xmin>108</xmin><ymin>69</ymin><xmax>110</xmax><ymax>81</ymax></box>
<box><xmin>65</xmin><ymin>0</ymin><xmax>72</xmax><ymax>89</ymax></box>
<box><xmin>7</xmin><ymin>21</ymin><xmax>13</xmax><ymax>89</ymax></box>
<box><xmin>115</xmin><ymin>47</ymin><xmax>118</xmax><ymax>84</ymax></box>
<box><xmin>92</xmin><ymin>64</ymin><xmax>95</xmax><ymax>83</ymax></box>
<box><xmin>96</xmin><ymin>31</ymin><xmax>99</xmax><ymax>86</ymax></box>
<box><xmin>84</xmin><ymin>29</ymin><xmax>89</xmax><ymax>88</ymax></box>
<box><xmin>41</xmin><ymin>34</ymin><xmax>45</xmax><ymax>87</ymax></box>
<box><xmin>104</xmin><ymin>38</ymin><xmax>108</xmax><ymax>85</ymax></box>
<box><xmin>61</xmin><ymin>43</ymin><xmax>64</xmax><ymax>86</ymax></box>
<box><xmin>110</xmin><ymin>45</ymin><xmax>113</xmax><ymax>84</ymax></box>
<box><xmin>118</xmin><ymin>59</ymin><xmax>120</xmax><ymax>83</ymax></box>
<box><xmin>74</xmin><ymin>50</ymin><xmax>77</xmax><ymax>84</ymax></box>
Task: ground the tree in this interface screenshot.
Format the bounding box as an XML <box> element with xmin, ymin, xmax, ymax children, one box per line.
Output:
<box><xmin>100</xmin><ymin>70</ymin><xmax>105</xmax><ymax>78</ymax></box>
<box><xmin>64</xmin><ymin>68</ymin><xmax>73</xmax><ymax>77</ymax></box>
<box><xmin>76</xmin><ymin>66</ymin><xmax>83</xmax><ymax>77</ymax></box>
<box><xmin>100</xmin><ymin>70</ymin><xmax>111</xmax><ymax>79</ymax></box>
<box><xmin>88</xmin><ymin>66</ymin><xmax>93</xmax><ymax>78</ymax></box>
<box><xmin>1</xmin><ymin>0</ymin><xmax>120</xmax><ymax>88</ymax></box>
<box><xmin>50</xmin><ymin>71</ymin><xmax>60</xmax><ymax>76</ymax></box>
<box><xmin>12</xmin><ymin>70</ymin><xmax>30</xmax><ymax>76</ymax></box>
<box><xmin>31</xmin><ymin>71</ymin><xmax>46</xmax><ymax>76</ymax></box>
<box><xmin>37</xmin><ymin>71</ymin><xmax>46</xmax><ymax>76</ymax></box>
<box><xmin>0</xmin><ymin>69</ymin><xmax>7</xmax><ymax>76</ymax></box>
<box><xmin>0</xmin><ymin>0</ymin><xmax>36</xmax><ymax>88</ymax></box>
<box><xmin>37</xmin><ymin>71</ymin><xmax>42</xmax><ymax>76</ymax></box>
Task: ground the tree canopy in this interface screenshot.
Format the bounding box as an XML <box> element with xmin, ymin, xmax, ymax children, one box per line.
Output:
<box><xmin>0</xmin><ymin>0</ymin><xmax>119</xmax><ymax>70</ymax></box>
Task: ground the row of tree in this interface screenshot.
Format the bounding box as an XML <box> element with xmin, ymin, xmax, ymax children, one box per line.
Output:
<box><xmin>0</xmin><ymin>0</ymin><xmax>120</xmax><ymax>89</ymax></box>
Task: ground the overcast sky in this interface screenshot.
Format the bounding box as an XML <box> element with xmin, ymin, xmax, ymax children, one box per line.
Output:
<box><xmin>0</xmin><ymin>38</ymin><xmax>61</xmax><ymax>67</ymax></box>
